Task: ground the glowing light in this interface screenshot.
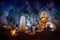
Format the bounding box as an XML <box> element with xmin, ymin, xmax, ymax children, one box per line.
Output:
<box><xmin>27</xmin><ymin>20</ymin><xmax>30</xmax><ymax>26</ymax></box>
<box><xmin>46</xmin><ymin>22</ymin><xmax>55</xmax><ymax>28</ymax></box>
<box><xmin>27</xmin><ymin>23</ymin><xmax>30</xmax><ymax>26</ymax></box>
<box><xmin>10</xmin><ymin>29</ymin><xmax>16</xmax><ymax>36</ymax></box>
<box><xmin>27</xmin><ymin>21</ymin><xmax>31</xmax><ymax>27</ymax></box>
<box><xmin>50</xmin><ymin>24</ymin><xmax>54</xmax><ymax>28</ymax></box>
<box><xmin>50</xmin><ymin>24</ymin><xmax>55</xmax><ymax>31</ymax></box>
<box><xmin>39</xmin><ymin>23</ymin><xmax>46</xmax><ymax>29</ymax></box>
<box><xmin>46</xmin><ymin>22</ymin><xmax>56</xmax><ymax>31</ymax></box>
<box><xmin>19</xmin><ymin>16</ymin><xmax>27</xmax><ymax>32</ymax></box>
<box><xmin>20</xmin><ymin>16</ymin><xmax>26</xmax><ymax>26</ymax></box>
<box><xmin>19</xmin><ymin>26</ymin><xmax>26</xmax><ymax>32</ymax></box>
<box><xmin>40</xmin><ymin>11</ymin><xmax>48</xmax><ymax>19</ymax></box>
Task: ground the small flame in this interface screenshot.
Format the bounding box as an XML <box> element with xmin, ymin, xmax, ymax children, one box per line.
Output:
<box><xmin>10</xmin><ymin>29</ymin><xmax>16</xmax><ymax>36</ymax></box>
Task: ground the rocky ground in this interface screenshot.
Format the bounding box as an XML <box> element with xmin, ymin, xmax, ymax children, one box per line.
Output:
<box><xmin>0</xmin><ymin>27</ymin><xmax>60</xmax><ymax>40</ymax></box>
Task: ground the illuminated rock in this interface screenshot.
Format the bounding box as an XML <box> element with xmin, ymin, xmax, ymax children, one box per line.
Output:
<box><xmin>46</xmin><ymin>22</ymin><xmax>56</xmax><ymax>31</ymax></box>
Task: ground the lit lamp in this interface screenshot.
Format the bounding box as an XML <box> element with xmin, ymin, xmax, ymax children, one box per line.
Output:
<box><xmin>19</xmin><ymin>16</ymin><xmax>27</xmax><ymax>32</ymax></box>
<box><xmin>10</xmin><ymin>29</ymin><xmax>16</xmax><ymax>36</ymax></box>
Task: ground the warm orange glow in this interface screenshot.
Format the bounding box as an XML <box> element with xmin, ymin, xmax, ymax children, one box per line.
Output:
<box><xmin>39</xmin><ymin>23</ymin><xmax>46</xmax><ymax>29</ymax></box>
<box><xmin>40</xmin><ymin>11</ymin><xmax>48</xmax><ymax>19</ymax></box>
<box><xmin>41</xmin><ymin>18</ymin><xmax>48</xmax><ymax>23</ymax></box>
<box><xmin>19</xmin><ymin>26</ymin><xmax>26</xmax><ymax>32</ymax></box>
<box><xmin>40</xmin><ymin>11</ymin><xmax>48</xmax><ymax>23</ymax></box>
<box><xmin>10</xmin><ymin>29</ymin><xmax>16</xmax><ymax>36</ymax></box>
<box><xmin>39</xmin><ymin>11</ymin><xmax>48</xmax><ymax>29</ymax></box>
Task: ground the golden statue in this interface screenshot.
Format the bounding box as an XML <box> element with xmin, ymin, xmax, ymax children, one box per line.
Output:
<box><xmin>39</xmin><ymin>11</ymin><xmax>48</xmax><ymax>29</ymax></box>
